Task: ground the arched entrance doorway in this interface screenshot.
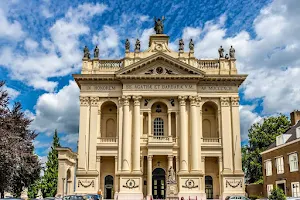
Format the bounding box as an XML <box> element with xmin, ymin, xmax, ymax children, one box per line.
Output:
<box><xmin>152</xmin><ymin>168</ymin><xmax>166</xmax><ymax>199</ymax></box>
<box><xmin>205</xmin><ymin>176</ymin><xmax>213</xmax><ymax>199</ymax></box>
<box><xmin>104</xmin><ymin>175</ymin><xmax>113</xmax><ymax>199</ymax></box>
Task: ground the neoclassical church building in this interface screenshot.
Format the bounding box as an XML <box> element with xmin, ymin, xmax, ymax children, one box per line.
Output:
<box><xmin>57</xmin><ymin>21</ymin><xmax>246</xmax><ymax>200</ymax></box>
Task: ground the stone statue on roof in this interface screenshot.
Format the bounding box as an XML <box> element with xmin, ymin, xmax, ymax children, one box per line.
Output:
<box><xmin>94</xmin><ymin>46</ymin><xmax>99</xmax><ymax>58</ymax></box>
<box><xmin>179</xmin><ymin>39</ymin><xmax>184</xmax><ymax>51</ymax></box>
<box><xmin>125</xmin><ymin>39</ymin><xmax>130</xmax><ymax>52</ymax></box>
<box><xmin>189</xmin><ymin>39</ymin><xmax>194</xmax><ymax>51</ymax></box>
<box><xmin>218</xmin><ymin>45</ymin><xmax>224</xmax><ymax>58</ymax></box>
<box><xmin>135</xmin><ymin>39</ymin><xmax>140</xmax><ymax>52</ymax></box>
<box><xmin>83</xmin><ymin>46</ymin><xmax>90</xmax><ymax>59</ymax></box>
<box><xmin>154</xmin><ymin>16</ymin><xmax>165</xmax><ymax>34</ymax></box>
<box><xmin>229</xmin><ymin>45</ymin><xmax>235</xmax><ymax>59</ymax></box>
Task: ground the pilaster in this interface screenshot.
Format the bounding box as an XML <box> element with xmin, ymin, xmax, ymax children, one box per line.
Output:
<box><xmin>220</xmin><ymin>97</ymin><xmax>233</xmax><ymax>173</ymax></box>
<box><xmin>89</xmin><ymin>97</ymin><xmax>99</xmax><ymax>171</ymax></box>
<box><xmin>189</xmin><ymin>96</ymin><xmax>200</xmax><ymax>172</ymax></box>
<box><xmin>122</xmin><ymin>96</ymin><xmax>131</xmax><ymax>171</ymax></box>
<box><xmin>118</xmin><ymin>98</ymin><xmax>123</xmax><ymax>172</ymax></box>
<box><xmin>231</xmin><ymin>97</ymin><xmax>243</xmax><ymax>173</ymax></box>
<box><xmin>78</xmin><ymin>96</ymin><xmax>90</xmax><ymax>170</ymax></box>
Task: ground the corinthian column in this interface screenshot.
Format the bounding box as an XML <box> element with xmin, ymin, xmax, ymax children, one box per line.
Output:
<box><xmin>220</xmin><ymin>97</ymin><xmax>233</xmax><ymax>173</ymax></box>
<box><xmin>179</xmin><ymin>96</ymin><xmax>188</xmax><ymax>172</ymax></box>
<box><xmin>122</xmin><ymin>96</ymin><xmax>131</xmax><ymax>171</ymax></box>
<box><xmin>231</xmin><ymin>97</ymin><xmax>243</xmax><ymax>173</ymax></box>
<box><xmin>133</xmin><ymin>96</ymin><xmax>142</xmax><ymax>172</ymax></box>
<box><xmin>190</xmin><ymin>96</ymin><xmax>199</xmax><ymax>171</ymax></box>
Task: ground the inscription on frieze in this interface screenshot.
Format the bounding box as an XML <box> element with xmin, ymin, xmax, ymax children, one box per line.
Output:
<box><xmin>198</xmin><ymin>85</ymin><xmax>238</xmax><ymax>93</ymax></box>
<box><xmin>81</xmin><ymin>84</ymin><xmax>121</xmax><ymax>91</ymax></box>
<box><xmin>124</xmin><ymin>84</ymin><xmax>196</xmax><ymax>91</ymax></box>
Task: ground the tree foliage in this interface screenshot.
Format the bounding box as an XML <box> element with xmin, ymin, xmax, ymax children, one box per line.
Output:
<box><xmin>0</xmin><ymin>81</ymin><xmax>41</xmax><ymax>198</ymax></box>
<box><xmin>242</xmin><ymin>115</ymin><xmax>290</xmax><ymax>183</ymax></box>
<box><xmin>269</xmin><ymin>188</ymin><xmax>286</xmax><ymax>200</ymax></box>
<box><xmin>41</xmin><ymin>130</ymin><xmax>61</xmax><ymax>197</ymax></box>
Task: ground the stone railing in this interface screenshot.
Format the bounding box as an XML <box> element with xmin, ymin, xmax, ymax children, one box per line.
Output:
<box><xmin>148</xmin><ymin>136</ymin><xmax>172</xmax><ymax>143</ymax></box>
<box><xmin>98</xmin><ymin>60</ymin><xmax>124</xmax><ymax>68</ymax></box>
<box><xmin>202</xmin><ymin>138</ymin><xmax>221</xmax><ymax>143</ymax></box>
<box><xmin>196</xmin><ymin>60</ymin><xmax>220</xmax><ymax>70</ymax></box>
<box><xmin>99</xmin><ymin>137</ymin><xmax>118</xmax><ymax>143</ymax></box>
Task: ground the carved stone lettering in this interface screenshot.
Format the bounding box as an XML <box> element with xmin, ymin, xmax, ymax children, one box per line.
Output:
<box><xmin>124</xmin><ymin>84</ymin><xmax>195</xmax><ymax>91</ymax></box>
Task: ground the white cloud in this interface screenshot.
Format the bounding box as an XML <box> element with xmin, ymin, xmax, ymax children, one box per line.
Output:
<box><xmin>24</xmin><ymin>38</ymin><xmax>39</xmax><ymax>51</ymax></box>
<box><xmin>178</xmin><ymin>0</ymin><xmax>300</xmax><ymax>116</ymax></box>
<box><xmin>30</xmin><ymin>81</ymin><xmax>80</xmax><ymax>134</ymax></box>
<box><xmin>3</xmin><ymin>85</ymin><xmax>20</xmax><ymax>100</ymax></box>
<box><xmin>239</xmin><ymin>104</ymin><xmax>263</xmax><ymax>142</ymax></box>
<box><xmin>0</xmin><ymin>3</ymin><xmax>108</xmax><ymax>92</ymax></box>
<box><xmin>92</xmin><ymin>26</ymin><xmax>120</xmax><ymax>58</ymax></box>
<box><xmin>61</xmin><ymin>134</ymin><xmax>78</xmax><ymax>145</ymax></box>
<box><xmin>0</xmin><ymin>8</ymin><xmax>24</xmax><ymax>40</ymax></box>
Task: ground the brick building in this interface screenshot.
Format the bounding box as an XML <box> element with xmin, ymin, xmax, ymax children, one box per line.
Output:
<box><xmin>261</xmin><ymin>111</ymin><xmax>300</xmax><ymax>198</ymax></box>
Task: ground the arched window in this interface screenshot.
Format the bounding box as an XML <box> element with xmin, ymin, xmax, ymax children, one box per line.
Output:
<box><xmin>154</xmin><ymin>117</ymin><xmax>164</xmax><ymax>136</ymax></box>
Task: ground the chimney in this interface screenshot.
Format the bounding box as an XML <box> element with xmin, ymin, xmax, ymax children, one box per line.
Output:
<box><xmin>290</xmin><ymin>110</ymin><xmax>300</xmax><ymax>126</ymax></box>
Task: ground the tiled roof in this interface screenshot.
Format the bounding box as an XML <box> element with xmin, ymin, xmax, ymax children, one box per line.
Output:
<box><xmin>265</xmin><ymin>120</ymin><xmax>300</xmax><ymax>151</ymax></box>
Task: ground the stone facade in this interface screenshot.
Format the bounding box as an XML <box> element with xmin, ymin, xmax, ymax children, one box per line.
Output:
<box><xmin>57</xmin><ymin>33</ymin><xmax>246</xmax><ymax>200</ymax></box>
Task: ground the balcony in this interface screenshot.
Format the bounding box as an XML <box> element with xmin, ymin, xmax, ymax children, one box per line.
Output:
<box><xmin>202</xmin><ymin>137</ymin><xmax>222</xmax><ymax>148</ymax></box>
<box><xmin>97</xmin><ymin>137</ymin><xmax>118</xmax><ymax>147</ymax></box>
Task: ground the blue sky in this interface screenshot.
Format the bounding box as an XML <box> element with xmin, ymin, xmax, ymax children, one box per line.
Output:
<box><xmin>1</xmin><ymin>0</ymin><xmax>300</xmax><ymax>163</ymax></box>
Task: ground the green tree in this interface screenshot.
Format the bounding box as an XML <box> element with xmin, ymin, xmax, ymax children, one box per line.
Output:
<box><xmin>242</xmin><ymin>114</ymin><xmax>290</xmax><ymax>183</ymax></box>
<box><xmin>269</xmin><ymin>188</ymin><xmax>286</xmax><ymax>200</ymax></box>
<box><xmin>41</xmin><ymin>130</ymin><xmax>61</xmax><ymax>197</ymax></box>
<box><xmin>28</xmin><ymin>179</ymin><xmax>41</xmax><ymax>199</ymax></box>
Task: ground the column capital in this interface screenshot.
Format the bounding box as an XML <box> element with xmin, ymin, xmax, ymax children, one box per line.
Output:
<box><xmin>96</xmin><ymin>156</ymin><xmax>101</xmax><ymax>162</ymax></box>
<box><xmin>220</xmin><ymin>97</ymin><xmax>230</xmax><ymax>107</ymax></box>
<box><xmin>201</xmin><ymin>156</ymin><xmax>205</xmax><ymax>162</ymax></box>
<box><xmin>147</xmin><ymin>155</ymin><xmax>153</xmax><ymax>160</ymax></box>
<box><xmin>79</xmin><ymin>96</ymin><xmax>89</xmax><ymax>106</ymax></box>
<box><xmin>118</xmin><ymin>97</ymin><xmax>123</xmax><ymax>105</ymax></box>
<box><xmin>168</xmin><ymin>155</ymin><xmax>174</xmax><ymax>159</ymax></box>
<box><xmin>178</xmin><ymin>95</ymin><xmax>187</xmax><ymax>106</ymax></box>
<box><xmin>231</xmin><ymin>97</ymin><xmax>240</xmax><ymax>107</ymax></box>
<box><xmin>122</xmin><ymin>95</ymin><xmax>131</xmax><ymax>106</ymax></box>
<box><xmin>189</xmin><ymin>96</ymin><xmax>197</xmax><ymax>106</ymax></box>
<box><xmin>133</xmin><ymin>95</ymin><xmax>142</xmax><ymax>106</ymax></box>
<box><xmin>90</xmin><ymin>97</ymin><xmax>100</xmax><ymax>106</ymax></box>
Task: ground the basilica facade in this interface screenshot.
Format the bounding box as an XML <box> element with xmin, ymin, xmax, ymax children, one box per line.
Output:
<box><xmin>57</xmin><ymin>31</ymin><xmax>246</xmax><ymax>200</ymax></box>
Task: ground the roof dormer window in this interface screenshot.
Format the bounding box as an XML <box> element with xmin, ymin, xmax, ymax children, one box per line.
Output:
<box><xmin>296</xmin><ymin>127</ymin><xmax>300</xmax><ymax>139</ymax></box>
<box><xmin>276</xmin><ymin>134</ymin><xmax>292</xmax><ymax>146</ymax></box>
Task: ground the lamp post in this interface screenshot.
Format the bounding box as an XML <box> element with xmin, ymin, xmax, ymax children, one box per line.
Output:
<box><xmin>62</xmin><ymin>178</ymin><xmax>66</xmax><ymax>197</ymax></box>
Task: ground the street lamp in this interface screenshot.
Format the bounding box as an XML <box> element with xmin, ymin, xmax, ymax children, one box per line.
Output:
<box><xmin>62</xmin><ymin>178</ymin><xmax>66</xmax><ymax>197</ymax></box>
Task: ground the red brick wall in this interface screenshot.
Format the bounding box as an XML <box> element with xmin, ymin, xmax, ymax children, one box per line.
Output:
<box><xmin>262</xmin><ymin>141</ymin><xmax>300</xmax><ymax>197</ymax></box>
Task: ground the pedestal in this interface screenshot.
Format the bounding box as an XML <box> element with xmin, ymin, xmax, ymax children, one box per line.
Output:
<box><xmin>220</xmin><ymin>173</ymin><xmax>245</xmax><ymax>200</ymax></box>
<box><xmin>117</xmin><ymin>174</ymin><xmax>143</xmax><ymax>200</ymax></box>
<box><xmin>75</xmin><ymin>170</ymin><xmax>99</xmax><ymax>194</ymax></box>
<box><xmin>166</xmin><ymin>182</ymin><xmax>178</xmax><ymax>200</ymax></box>
<box><xmin>177</xmin><ymin>173</ymin><xmax>206</xmax><ymax>200</ymax></box>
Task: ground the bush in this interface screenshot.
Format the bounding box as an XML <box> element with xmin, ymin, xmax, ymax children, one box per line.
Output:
<box><xmin>269</xmin><ymin>188</ymin><xmax>286</xmax><ymax>200</ymax></box>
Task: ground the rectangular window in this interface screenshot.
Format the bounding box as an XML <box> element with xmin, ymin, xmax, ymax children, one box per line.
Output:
<box><xmin>267</xmin><ymin>184</ymin><xmax>273</xmax><ymax>197</ymax></box>
<box><xmin>265</xmin><ymin>160</ymin><xmax>272</xmax><ymax>176</ymax></box>
<box><xmin>289</xmin><ymin>153</ymin><xmax>299</xmax><ymax>172</ymax></box>
<box><xmin>276</xmin><ymin>157</ymin><xmax>284</xmax><ymax>174</ymax></box>
<box><xmin>291</xmin><ymin>182</ymin><xmax>300</xmax><ymax>197</ymax></box>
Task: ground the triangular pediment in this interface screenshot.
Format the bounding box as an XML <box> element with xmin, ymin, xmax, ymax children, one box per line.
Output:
<box><xmin>116</xmin><ymin>52</ymin><xmax>205</xmax><ymax>77</ymax></box>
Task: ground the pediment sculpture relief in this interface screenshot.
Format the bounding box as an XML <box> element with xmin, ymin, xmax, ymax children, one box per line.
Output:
<box><xmin>144</xmin><ymin>66</ymin><xmax>178</xmax><ymax>75</ymax></box>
